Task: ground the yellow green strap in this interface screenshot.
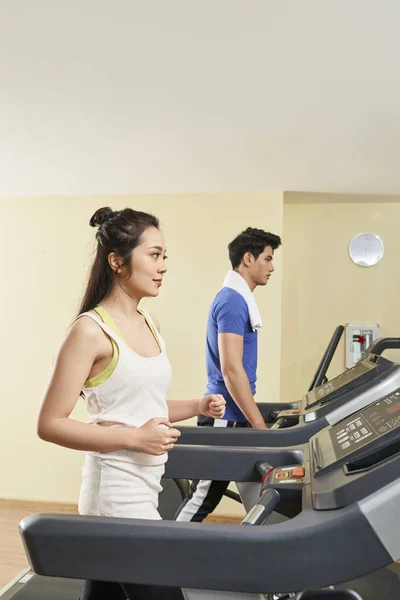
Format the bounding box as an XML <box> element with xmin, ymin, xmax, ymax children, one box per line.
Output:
<box><xmin>83</xmin><ymin>307</ymin><xmax>119</xmax><ymax>388</ymax></box>
<box><xmin>137</xmin><ymin>308</ymin><xmax>162</xmax><ymax>352</ymax></box>
<box><xmin>97</xmin><ymin>305</ymin><xmax>162</xmax><ymax>352</ymax></box>
<box><xmin>83</xmin><ymin>306</ymin><xmax>161</xmax><ymax>389</ymax></box>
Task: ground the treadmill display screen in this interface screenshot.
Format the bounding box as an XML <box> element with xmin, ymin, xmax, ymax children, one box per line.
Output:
<box><xmin>386</xmin><ymin>401</ymin><xmax>400</xmax><ymax>415</ymax></box>
<box><xmin>330</xmin><ymin>389</ymin><xmax>400</xmax><ymax>459</ymax></box>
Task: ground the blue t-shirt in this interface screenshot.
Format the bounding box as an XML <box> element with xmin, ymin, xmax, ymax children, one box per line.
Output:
<box><xmin>205</xmin><ymin>287</ymin><xmax>258</xmax><ymax>421</ymax></box>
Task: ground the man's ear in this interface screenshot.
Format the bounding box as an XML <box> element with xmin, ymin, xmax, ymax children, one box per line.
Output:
<box><xmin>242</xmin><ymin>252</ymin><xmax>255</xmax><ymax>267</ymax></box>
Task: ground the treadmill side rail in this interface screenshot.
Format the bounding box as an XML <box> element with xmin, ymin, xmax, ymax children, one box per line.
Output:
<box><xmin>19</xmin><ymin>504</ymin><xmax>391</xmax><ymax>595</ymax></box>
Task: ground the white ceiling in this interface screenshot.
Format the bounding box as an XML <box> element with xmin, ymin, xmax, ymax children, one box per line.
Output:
<box><xmin>1</xmin><ymin>0</ymin><xmax>400</xmax><ymax>197</ymax></box>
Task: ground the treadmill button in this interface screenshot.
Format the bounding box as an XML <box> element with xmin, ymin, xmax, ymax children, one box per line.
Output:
<box><xmin>276</xmin><ymin>472</ymin><xmax>288</xmax><ymax>479</ymax></box>
<box><xmin>291</xmin><ymin>467</ymin><xmax>305</xmax><ymax>478</ymax></box>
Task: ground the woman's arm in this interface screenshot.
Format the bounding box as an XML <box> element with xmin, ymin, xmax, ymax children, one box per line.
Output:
<box><xmin>167</xmin><ymin>400</ymin><xmax>200</xmax><ymax>423</ymax></box>
<box><xmin>167</xmin><ymin>395</ymin><xmax>226</xmax><ymax>423</ymax></box>
<box><xmin>38</xmin><ymin>317</ymin><xmax>179</xmax><ymax>455</ymax></box>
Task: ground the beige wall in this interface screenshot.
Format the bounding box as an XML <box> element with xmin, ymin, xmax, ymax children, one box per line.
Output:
<box><xmin>281</xmin><ymin>192</ymin><xmax>400</xmax><ymax>403</ymax></box>
<box><xmin>1</xmin><ymin>192</ymin><xmax>283</xmax><ymax>516</ymax></box>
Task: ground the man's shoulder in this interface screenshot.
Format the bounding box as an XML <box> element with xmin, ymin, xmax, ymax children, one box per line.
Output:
<box><xmin>211</xmin><ymin>288</ymin><xmax>248</xmax><ymax>315</ymax></box>
<box><xmin>213</xmin><ymin>287</ymin><xmax>246</xmax><ymax>303</ymax></box>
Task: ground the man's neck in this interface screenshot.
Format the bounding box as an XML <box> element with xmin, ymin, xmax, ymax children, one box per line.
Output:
<box><xmin>234</xmin><ymin>268</ymin><xmax>256</xmax><ymax>292</ymax></box>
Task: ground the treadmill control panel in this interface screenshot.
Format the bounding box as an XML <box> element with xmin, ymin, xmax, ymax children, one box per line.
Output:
<box><xmin>316</xmin><ymin>361</ymin><xmax>372</xmax><ymax>399</ymax></box>
<box><xmin>270</xmin><ymin>465</ymin><xmax>306</xmax><ymax>486</ymax></box>
<box><xmin>305</xmin><ymin>357</ymin><xmax>377</xmax><ymax>408</ymax></box>
<box><xmin>330</xmin><ymin>389</ymin><xmax>400</xmax><ymax>459</ymax></box>
<box><xmin>276</xmin><ymin>409</ymin><xmax>300</xmax><ymax>417</ymax></box>
<box><xmin>274</xmin><ymin>466</ymin><xmax>305</xmax><ymax>480</ymax></box>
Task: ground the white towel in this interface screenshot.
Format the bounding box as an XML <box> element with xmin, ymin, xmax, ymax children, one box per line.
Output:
<box><xmin>222</xmin><ymin>270</ymin><xmax>262</xmax><ymax>331</ymax></box>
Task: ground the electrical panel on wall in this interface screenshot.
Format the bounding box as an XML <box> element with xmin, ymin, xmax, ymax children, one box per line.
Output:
<box><xmin>345</xmin><ymin>323</ymin><xmax>380</xmax><ymax>368</ymax></box>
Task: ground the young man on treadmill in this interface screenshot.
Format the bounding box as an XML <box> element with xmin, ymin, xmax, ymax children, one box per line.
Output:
<box><xmin>175</xmin><ymin>227</ymin><xmax>282</xmax><ymax>522</ymax></box>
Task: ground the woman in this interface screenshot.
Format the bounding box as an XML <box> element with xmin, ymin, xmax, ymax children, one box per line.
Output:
<box><xmin>37</xmin><ymin>206</ymin><xmax>225</xmax><ymax>599</ymax></box>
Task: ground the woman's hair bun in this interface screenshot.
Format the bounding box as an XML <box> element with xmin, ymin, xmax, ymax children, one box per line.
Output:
<box><xmin>89</xmin><ymin>207</ymin><xmax>113</xmax><ymax>228</ymax></box>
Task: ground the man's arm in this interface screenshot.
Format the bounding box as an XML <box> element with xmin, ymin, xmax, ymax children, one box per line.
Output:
<box><xmin>218</xmin><ymin>332</ymin><xmax>267</xmax><ymax>429</ymax></box>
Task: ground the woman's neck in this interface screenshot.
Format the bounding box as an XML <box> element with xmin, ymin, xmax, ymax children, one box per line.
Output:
<box><xmin>101</xmin><ymin>284</ymin><xmax>143</xmax><ymax>319</ymax></box>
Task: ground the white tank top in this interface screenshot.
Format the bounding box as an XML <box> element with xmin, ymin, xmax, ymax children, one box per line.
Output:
<box><xmin>77</xmin><ymin>310</ymin><xmax>172</xmax><ymax>465</ymax></box>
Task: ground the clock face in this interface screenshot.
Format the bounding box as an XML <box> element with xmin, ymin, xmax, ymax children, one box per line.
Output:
<box><xmin>349</xmin><ymin>233</ymin><xmax>384</xmax><ymax>267</ymax></box>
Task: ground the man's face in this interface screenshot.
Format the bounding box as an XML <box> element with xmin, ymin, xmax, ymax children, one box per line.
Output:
<box><xmin>249</xmin><ymin>245</ymin><xmax>275</xmax><ymax>287</ymax></box>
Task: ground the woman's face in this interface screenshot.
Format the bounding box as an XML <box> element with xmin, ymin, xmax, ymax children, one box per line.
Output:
<box><xmin>122</xmin><ymin>226</ymin><xmax>168</xmax><ymax>298</ymax></box>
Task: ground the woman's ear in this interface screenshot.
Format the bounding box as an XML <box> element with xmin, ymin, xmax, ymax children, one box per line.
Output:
<box><xmin>108</xmin><ymin>252</ymin><xmax>123</xmax><ymax>274</ymax></box>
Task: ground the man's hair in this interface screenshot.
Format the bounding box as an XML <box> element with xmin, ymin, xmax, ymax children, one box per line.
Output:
<box><xmin>228</xmin><ymin>227</ymin><xmax>282</xmax><ymax>269</ymax></box>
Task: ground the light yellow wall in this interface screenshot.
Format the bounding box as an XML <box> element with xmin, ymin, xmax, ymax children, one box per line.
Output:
<box><xmin>1</xmin><ymin>192</ymin><xmax>283</xmax><ymax>516</ymax></box>
<box><xmin>281</xmin><ymin>192</ymin><xmax>400</xmax><ymax>403</ymax></box>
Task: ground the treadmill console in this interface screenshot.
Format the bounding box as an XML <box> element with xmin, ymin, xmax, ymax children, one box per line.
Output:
<box><xmin>304</xmin><ymin>354</ymin><xmax>384</xmax><ymax>409</ymax></box>
<box><xmin>330</xmin><ymin>389</ymin><xmax>400</xmax><ymax>460</ymax></box>
<box><xmin>310</xmin><ymin>387</ymin><xmax>400</xmax><ymax>509</ymax></box>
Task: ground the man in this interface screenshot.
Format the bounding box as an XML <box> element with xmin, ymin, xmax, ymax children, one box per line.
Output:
<box><xmin>175</xmin><ymin>227</ymin><xmax>282</xmax><ymax>522</ymax></box>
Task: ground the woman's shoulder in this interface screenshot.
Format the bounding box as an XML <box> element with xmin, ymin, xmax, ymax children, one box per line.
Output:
<box><xmin>68</xmin><ymin>312</ymin><xmax>109</xmax><ymax>346</ymax></box>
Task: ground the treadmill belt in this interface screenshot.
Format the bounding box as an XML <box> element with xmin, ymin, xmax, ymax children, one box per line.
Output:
<box><xmin>4</xmin><ymin>564</ymin><xmax>400</xmax><ymax>599</ymax></box>
<box><xmin>3</xmin><ymin>574</ymin><xmax>83</xmax><ymax>600</ymax></box>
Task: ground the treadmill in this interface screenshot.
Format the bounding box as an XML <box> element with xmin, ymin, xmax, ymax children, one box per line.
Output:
<box><xmin>18</xmin><ymin>386</ymin><xmax>400</xmax><ymax>599</ymax></box>
<box><xmin>177</xmin><ymin>337</ymin><xmax>400</xmax><ymax>447</ymax></box>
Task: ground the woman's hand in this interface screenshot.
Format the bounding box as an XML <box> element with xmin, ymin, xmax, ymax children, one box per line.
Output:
<box><xmin>198</xmin><ymin>394</ymin><xmax>226</xmax><ymax>419</ymax></box>
<box><xmin>129</xmin><ymin>418</ymin><xmax>181</xmax><ymax>455</ymax></box>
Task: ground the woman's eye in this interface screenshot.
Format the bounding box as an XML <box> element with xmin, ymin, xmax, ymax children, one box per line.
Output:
<box><xmin>152</xmin><ymin>253</ymin><xmax>160</xmax><ymax>258</ymax></box>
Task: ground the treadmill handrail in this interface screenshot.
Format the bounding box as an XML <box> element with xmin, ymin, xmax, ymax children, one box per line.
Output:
<box><xmin>361</xmin><ymin>337</ymin><xmax>400</xmax><ymax>359</ymax></box>
<box><xmin>308</xmin><ymin>325</ymin><xmax>345</xmax><ymax>392</ymax></box>
<box><xmin>176</xmin><ymin>423</ymin><xmax>322</xmax><ymax>448</ymax></box>
<box><xmin>165</xmin><ymin>444</ymin><xmax>304</xmax><ymax>480</ymax></box>
<box><xmin>19</xmin><ymin>504</ymin><xmax>391</xmax><ymax>595</ymax></box>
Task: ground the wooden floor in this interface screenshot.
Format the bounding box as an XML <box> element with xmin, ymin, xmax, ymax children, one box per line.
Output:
<box><xmin>0</xmin><ymin>499</ymin><xmax>240</xmax><ymax>590</ymax></box>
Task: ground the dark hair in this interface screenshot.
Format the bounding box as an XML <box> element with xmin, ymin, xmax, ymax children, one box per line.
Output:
<box><xmin>78</xmin><ymin>207</ymin><xmax>160</xmax><ymax>314</ymax></box>
<box><xmin>228</xmin><ymin>227</ymin><xmax>282</xmax><ymax>269</ymax></box>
